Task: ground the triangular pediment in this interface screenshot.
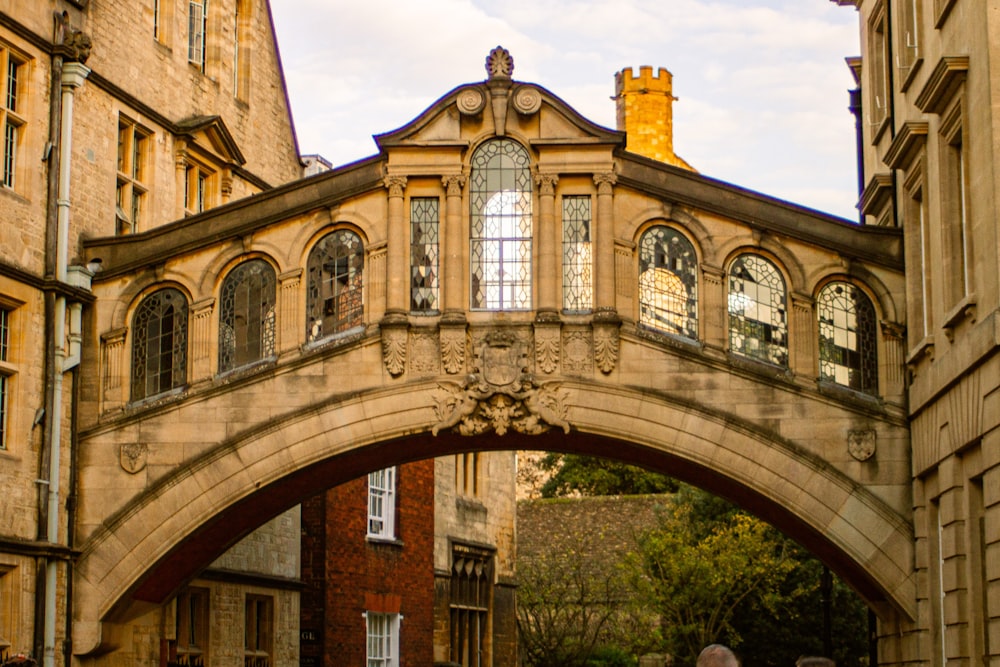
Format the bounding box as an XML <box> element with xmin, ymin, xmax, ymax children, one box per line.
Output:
<box><xmin>175</xmin><ymin>115</ymin><xmax>246</xmax><ymax>166</ymax></box>
<box><xmin>375</xmin><ymin>50</ymin><xmax>623</xmax><ymax>152</ymax></box>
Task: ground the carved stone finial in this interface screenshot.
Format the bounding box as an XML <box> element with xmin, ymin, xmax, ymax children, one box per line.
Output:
<box><xmin>486</xmin><ymin>46</ymin><xmax>514</xmax><ymax>80</ymax></box>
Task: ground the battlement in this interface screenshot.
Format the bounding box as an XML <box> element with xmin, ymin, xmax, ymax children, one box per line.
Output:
<box><xmin>615</xmin><ymin>65</ymin><xmax>674</xmax><ymax>96</ymax></box>
<box><xmin>614</xmin><ymin>65</ymin><xmax>691</xmax><ymax>170</ymax></box>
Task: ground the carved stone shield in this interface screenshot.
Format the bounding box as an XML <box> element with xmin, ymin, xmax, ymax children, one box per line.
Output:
<box><xmin>120</xmin><ymin>442</ymin><xmax>148</xmax><ymax>474</ymax></box>
<box><xmin>848</xmin><ymin>429</ymin><xmax>876</xmax><ymax>461</ymax></box>
<box><xmin>480</xmin><ymin>332</ymin><xmax>523</xmax><ymax>387</ymax></box>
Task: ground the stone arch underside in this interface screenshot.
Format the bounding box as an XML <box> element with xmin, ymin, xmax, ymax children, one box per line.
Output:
<box><xmin>72</xmin><ymin>381</ymin><xmax>916</xmax><ymax>654</ymax></box>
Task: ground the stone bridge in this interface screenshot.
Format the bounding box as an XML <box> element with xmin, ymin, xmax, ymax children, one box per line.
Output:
<box><xmin>75</xmin><ymin>57</ymin><xmax>913</xmax><ymax>657</ymax></box>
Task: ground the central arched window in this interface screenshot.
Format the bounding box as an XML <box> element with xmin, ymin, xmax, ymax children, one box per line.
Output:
<box><xmin>818</xmin><ymin>281</ymin><xmax>878</xmax><ymax>393</ymax></box>
<box><xmin>131</xmin><ymin>288</ymin><xmax>188</xmax><ymax>400</ymax></box>
<box><xmin>639</xmin><ymin>226</ymin><xmax>698</xmax><ymax>338</ymax></box>
<box><xmin>469</xmin><ymin>139</ymin><xmax>532</xmax><ymax>310</ymax></box>
<box><xmin>306</xmin><ymin>230</ymin><xmax>364</xmax><ymax>341</ymax></box>
<box><xmin>219</xmin><ymin>259</ymin><xmax>276</xmax><ymax>372</ymax></box>
<box><xmin>727</xmin><ymin>254</ymin><xmax>788</xmax><ymax>366</ymax></box>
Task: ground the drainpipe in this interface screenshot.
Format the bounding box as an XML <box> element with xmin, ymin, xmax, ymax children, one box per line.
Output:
<box><xmin>42</xmin><ymin>60</ymin><xmax>90</xmax><ymax>667</ymax></box>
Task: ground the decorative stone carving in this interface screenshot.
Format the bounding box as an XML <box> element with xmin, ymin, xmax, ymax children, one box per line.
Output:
<box><xmin>458</xmin><ymin>88</ymin><xmax>486</xmax><ymax>115</ymax></box>
<box><xmin>432</xmin><ymin>373</ymin><xmax>570</xmax><ymax>436</ymax></box>
<box><xmin>593</xmin><ymin>321</ymin><xmax>620</xmax><ymax>374</ymax></box>
<box><xmin>410</xmin><ymin>332</ymin><xmax>440</xmax><ymax>375</ymax></box>
<box><xmin>562</xmin><ymin>330</ymin><xmax>592</xmax><ymax>375</ymax></box>
<box><xmin>848</xmin><ymin>429</ymin><xmax>877</xmax><ymax>461</ymax></box>
<box><xmin>120</xmin><ymin>443</ymin><xmax>148</xmax><ymax>474</ymax></box>
<box><xmin>381</xmin><ymin>326</ymin><xmax>407</xmax><ymax>377</ymax></box>
<box><xmin>513</xmin><ymin>85</ymin><xmax>541</xmax><ymax>115</ymax></box>
<box><xmin>534</xmin><ymin>326</ymin><xmax>560</xmax><ymax>375</ymax></box>
<box><xmin>486</xmin><ymin>46</ymin><xmax>514</xmax><ymax>79</ymax></box>
<box><xmin>440</xmin><ymin>326</ymin><xmax>467</xmax><ymax>374</ymax></box>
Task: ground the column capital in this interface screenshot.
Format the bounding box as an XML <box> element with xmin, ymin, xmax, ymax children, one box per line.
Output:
<box><xmin>383</xmin><ymin>175</ymin><xmax>408</xmax><ymax>197</ymax></box>
<box><xmin>535</xmin><ymin>172</ymin><xmax>559</xmax><ymax>196</ymax></box>
<box><xmin>593</xmin><ymin>171</ymin><xmax>617</xmax><ymax>194</ymax></box>
<box><xmin>442</xmin><ymin>173</ymin><xmax>467</xmax><ymax>197</ymax></box>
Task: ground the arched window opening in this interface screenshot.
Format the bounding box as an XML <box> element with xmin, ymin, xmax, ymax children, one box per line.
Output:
<box><xmin>219</xmin><ymin>259</ymin><xmax>276</xmax><ymax>373</ymax></box>
<box><xmin>306</xmin><ymin>230</ymin><xmax>364</xmax><ymax>341</ymax></box>
<box><xmin>818</xmin><ymin>281</ymin><xmax>878</xmax><ymax>393</ymax></box>
<box><xmin>131</xmin><ymin>288</ymin><xmax>188</xmax><ymax>400</ymax></box>
<box><xmin>469</xmin><ymin>139</ymin><xmax>532</xmax><ymax>310</ymax></box>
<box><xmin>728</xmin><ymin>254</ymin><xmax>788</xmax><ymax>366</ymax></box>
<box><xmin>638</xmin><ymin>226</ymin><xmax>698</xmax><ymax>338</ymax></box>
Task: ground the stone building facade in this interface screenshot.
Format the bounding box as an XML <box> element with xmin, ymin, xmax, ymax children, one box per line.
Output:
<box><xmin>837</xmin><ymin>0</ymin><xmax>1000</xmax><ymax>664</ymax></box>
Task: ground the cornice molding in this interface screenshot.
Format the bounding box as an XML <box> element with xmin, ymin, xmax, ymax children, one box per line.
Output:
<box><xmin>885</xmin><ymin>121</ymin><xmax>929</xmax><ymax>170</ymax></box>
<box><xmin>915</xmin><ymin>56</ymin><xmax>969</xmax><ymax>114</ymax></box>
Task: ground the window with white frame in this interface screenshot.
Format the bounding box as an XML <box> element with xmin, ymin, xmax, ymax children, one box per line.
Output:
<box><xmin>188</xmin><ymin>0</ymin><xmax>208</xmax><ymax>70</ymax></box>
<box><xmin>366</xmin><ymin>612</ymin><xmax>400</xmax><ymax>667</ymax></box>
<box><xmin>367</xmin><ymin>467</ymin><xmax>396</xmax><ymax>540</ymax></box>
<box><xmin>116</xmin><ymin>116</ymin><xmax>151</xmax><ymax>235</ymax></box>
<box><xmin>1</xmin><ymin>45</ymin><xmax>25</xmax><ymax>191</ymax></box>
<box><xmin>469</xmin><ymin>138</ymin><xmax>532</xmax><ymax>310</ymax></box>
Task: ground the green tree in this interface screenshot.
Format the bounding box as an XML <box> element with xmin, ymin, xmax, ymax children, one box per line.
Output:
<box><xmin>632</xmin><ymin>494</ymin><xmax>798</xmax><ymax>664</ymax></box>
<box><xmin>537</xmin><ymin>453</ymin><xmax>678</xmax><ymax>498</ymax></box>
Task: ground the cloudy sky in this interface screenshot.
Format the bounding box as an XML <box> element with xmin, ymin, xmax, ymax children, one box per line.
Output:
<box><xmin>269</xmin><ymin>0</ymin><xmax>861</xmax><ymax>220</ymax></box>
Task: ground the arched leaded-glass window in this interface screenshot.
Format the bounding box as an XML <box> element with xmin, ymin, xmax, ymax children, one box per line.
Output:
<box><xmin>469</xmin><ymin>138</ymin><xmax>532</xmax><ymax>310</ymax></box>
<box><xmin>131</xmin><ymin>288</ymin><xmax>188</xmax><ymax>400</ymax></box>
<box><xmin>218</xmin><ymin>259</ymin><xmax>276</xmax><ymax>372</ymax></box>
<box><xmin>638</xmin><ymin>226</ymin><xmax>698</xmax><ymax>338</ymax></box>
<box><xmin>306</xmin><ymin>229</ymin><xmax>364</xmax><ymax>341</ymax></box>
<box><xmin>728</xmin><ymin>254</ymin><xmax>788</xmax><ymax>366</ymax></box>
<box><xmin>818</xmin><ymin>281</ymin><xmax>878</xmax><ymax>393</ymax></box>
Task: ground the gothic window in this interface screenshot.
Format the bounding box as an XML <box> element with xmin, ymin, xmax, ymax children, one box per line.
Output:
<box><xmin>188</xmin><ymin>0</ymin><xmax>208</xmax><ymax>70</ymax></box>
<box><xmin>218</xmin><ymin>260</ymin><xmax>276</xmax><ymax>373</ymax></box>
<box><xmin>367</xmin><ymin>466</ymin><xmax>396</xmax><ymax>540</ymax></box>
<box><xmin>131</xmin><ymin>288</ymin><xmax>188</xmax><ymax>401</ymax></box>
<box><xmin>450</xmin><ymin>548</ymin><xmax>493</xmax><ymax>667</ymax></box>
<box><xmin>818</xmin><ymin>282</ymin><xmax>878</xmax><ymax>393</ymax></box>
<box><xmin>116</xmin><ymin>116</ymin><xmax>151</xmax><ymax>235</ymax></box>
<box><xmin>306</xmin><ymin>230</ymin><xmax>364</xmax><ymax>341</ymax></box>
<box><xmin>173</xmin><ymin>587</ymin><xmax>209</xmax><ymax>666</ymax></box>
<box><xmin>638</xmin><ymin>226</ymin><xmax>698</xmax><ymax>338</ymax></box>
<box><xmin>1</xmin><ymin>45</ymin><xmax>25</xmax><ymax>190</ymax></box>
<box><xmin>469</xmin><ymin>139</ymin><xmax>532</xmax><ymax>310</ymax></box>
<box><xmin>244</xmin><ymin>595</ymin><xmax>273</xmax><ymax>667</ymax></box>
<box><xmin>366</xmin><ymin>612</ymin><xmax>400</xmax><ymax>667</ymax></box>
<box><xmin>410</xmin><ymin>197</ymin><xmax>439</xmax><ymax>313</ymax></box>
<box><xmin>727</xmin><ymin>254</ymin><xmax>788</xmax><ymax>366</ymax></box>
<box><xmin>562</xmin><ymin>195</ymin><xmax>592</xmax><ymax>311</ymax></box>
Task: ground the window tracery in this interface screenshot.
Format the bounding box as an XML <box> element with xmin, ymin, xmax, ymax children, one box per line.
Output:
<box><xmin>638</xmin><ymin>226</ymin><xmax>698</xmax><ymax>338</ymax></box>
<box><xmin>306</xmin><ymin>230</ymin><xmax>364</xmax><ymax>341</ymax></box>
<box><xmin>218</xmin><ymin>260</ymin><xmax>276</xmax><ymax>373</ymax></box>
<box><xmin>131</xmin><ymin>288</ymin><xmax>188</xmax><ymax>400</ymax></box>
<box><xmin>818</xmin><ymin>281</ymin><xmax>878</xmax><ymax>393</ymax></box>
<box><xmin>727</xmin><ymin>254</ymin><xmax>787</xmax><ymax>366</ymax></box>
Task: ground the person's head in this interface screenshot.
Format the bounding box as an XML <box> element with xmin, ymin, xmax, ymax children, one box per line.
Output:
<box><xmin>796</xmin><ymin>657</ymin><xmax>836</xmax><ymax>667</ymax></box>
<box><xmin>697</xmin><ymin>644</ymin><xmax>739</xmax><ymax>667</ymax></box>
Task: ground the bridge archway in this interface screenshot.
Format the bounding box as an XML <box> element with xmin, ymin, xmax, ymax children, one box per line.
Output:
<box><xmin>73</xmin><ymin>380</ymin><xmax>914</xmax><ymax>653</ymax></box>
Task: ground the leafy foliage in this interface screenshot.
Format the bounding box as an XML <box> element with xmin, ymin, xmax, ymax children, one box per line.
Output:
<box><xmin>537</xmin><ymin>453</ymin><xmax>678</xmax><ymax>498</ymax></box>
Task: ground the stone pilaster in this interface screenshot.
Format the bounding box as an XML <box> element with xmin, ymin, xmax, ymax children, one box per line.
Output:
<box><xmin>701</xmin><ymin>264</ymin><xmax>726</xmax><ymax>352</ymax></box>
<box><xmin>614</xmin><ymin>241</ymin><xmax>634</xmax><ymax>317</ymax></box>
<box><xmin>535</xmin><ymin>172</ymin><xmax>559</xmax><ymax>316</ymax></box>
<box><xmin>881</xmin><ymin>320</ymin><xmax>906</xmax><ymax>402</ymax></box>
<box><xmin>442</xmin><ymin>174</ymin><xmax>467</xmax><ymax>317</ymax></box>
<box><xmin>277</xmin><ymin>268</ymin><xmax>302</xmax><ymax>354</ymax></box>
<box><xmin>790</xmin><ymin>293</ymin><xmax>814</xmax><ymax>377</ymax></box>
<box><xmin>100</xmin><ymin>327</ymin><xmax>127</xmax><ymax>413</ymax></box>
<box><xmin>368</xmin><ymin>242</ymin><xmax>388</xmax><ymax>324</ymax></box>
<box><xmin>189</xmin><ymin>297</ymin><xmax>215</xmax><ymax>382</ymax></box>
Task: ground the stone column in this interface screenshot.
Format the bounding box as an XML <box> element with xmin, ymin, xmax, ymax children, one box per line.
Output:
<box><xmin>189</xmin><ymin>297</ymin><xmax>215</xmax><ymax>383</ymax></box>
<box><xmin>614</xmin><ymin>241</ymin><xmax>634</xmax><ymax>318</ymax></box>
<box><xmin>277</xmin><ymin>268</ymin><xmax>302</xmax><ymax>355</ymax></box>
<box><xmin>881</xmin><ymin>320</ymin><xmax>906</xmax><ymax>403</ymax></box>
<box><xmin>593</xmin><ymin>172</ymin><xmax>617</xmax><ymax>314</ymax></box>
<box><xmin>384</xmin><ymin>175</ymin><xmax>408</xmax><ymax>320</ymax></box>
<box><xmin>442</xmin><ymin>174</ymin><xmax>467</xmax><ymax>318</ymax></box>
<box><xmin>535</xmin><ymin>172</ymin><xmax>559</xmax><ymax>317</ymax></box>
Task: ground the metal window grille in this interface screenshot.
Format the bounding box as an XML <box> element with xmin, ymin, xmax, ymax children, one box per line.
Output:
<box><xmin>818</xmin><ymin>282</ymin><xmax>878</xmax><ymax>393</ymax></box>
<box><xmin>562</xmin><ymin>195</ymin><xmax>592</xmax><ymax>311</ymax></box>
<box><xmin>450</xmin><ymin>550</ymin><xmax>492</xmax><ymax>667</ymax></box>
<box><xmin>367</xmin><ymin>467</ymin><xmax>396</xmax><ymax>539</ymax></box>
<box><xmin>410</xmin><ymin>197</ymin><xmax>439</xmax><ymax>312</ymax></box>
<box><xmin>306</xmin><ymin>230</ymin><xmax>364</xmax><ymax>341</ymax></box>
<box><xmin>219</xmin><ymin>260</ymin><xmax>276</xmax><ymax>372</ymax></box>
<box><xmin>638</xmin><ymin>226</ymin><xmax>698</xmax><ymax>338</ymax></box>
<box><xmin>470</xmin><ymin>139</ymin><xmax>532</xmax><ymax>310</ymax></box>
<box><xmin>131</xmin><ymin>289</ymin><xmax>188</xmax><ymax>400</ymax></box>
<box><xmin>727</xmin><ymin>254</ymin><xmax>788</xmax><ymax>366</ymax></box>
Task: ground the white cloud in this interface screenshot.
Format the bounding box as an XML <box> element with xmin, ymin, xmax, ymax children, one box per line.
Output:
<box><xmin>271</xmin><ymin>0</ymin><xmax>862</xmax><ymax>219</ymax></box>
